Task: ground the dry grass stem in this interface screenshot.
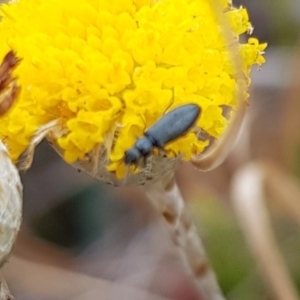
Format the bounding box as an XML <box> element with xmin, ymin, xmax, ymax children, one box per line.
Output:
<box><xmin>231</xmin><ymin>162</ymin><xmax>299</xmax><ymax>300</ymax></box>
<box><xmin>263</xmin><ymin>162</ymin><xmax>300</xmax><ymax>226</ymax></box>
<box><xmin>146</xmin><ymin>173</ymin><xmax>225</xmax><ymax>300</ymax></box>
<box><xmin>191</xmin><ymin>0</ymin><xmax>248</xmax><ymax>172</ymax></box>
<box><xmin>191</xmin><ymin>101</ymin><xmax>247</xmax><ymax>172</ymax></box>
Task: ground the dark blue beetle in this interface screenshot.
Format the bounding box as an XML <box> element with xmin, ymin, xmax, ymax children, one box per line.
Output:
<box><xmin>124</xmin><ymin>103</ymin><xmax>201</xmax><ymax>164</ymax></box>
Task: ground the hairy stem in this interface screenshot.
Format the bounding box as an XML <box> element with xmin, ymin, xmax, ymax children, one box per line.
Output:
<box><xmin>145</xmin><ymin>174</ymin><xmax>225</xmax><ymax>300</ymax></box>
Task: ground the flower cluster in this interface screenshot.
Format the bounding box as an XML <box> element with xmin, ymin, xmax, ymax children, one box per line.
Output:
<box><xmin>0</xmin><ymin>0</ymin><xmax>266</xmax><ymax>178</ymax></box>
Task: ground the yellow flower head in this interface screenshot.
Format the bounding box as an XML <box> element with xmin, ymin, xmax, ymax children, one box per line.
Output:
<box><xmin>0</xmin><ymin>0</ymin><xmax>266</xmax><ymax>178</ymax></box>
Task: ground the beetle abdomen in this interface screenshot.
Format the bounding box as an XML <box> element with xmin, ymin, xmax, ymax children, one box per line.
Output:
<box><xmin>145</xmin><ymin>104</ymin><xmax>201</xmax><ymax>147</ymax></box>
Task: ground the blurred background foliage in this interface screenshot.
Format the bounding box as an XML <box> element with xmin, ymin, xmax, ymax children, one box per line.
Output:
<box><xmin>236</xmin><ymin>0</ymin><xmax>300</xmax><ymax>46</ymax></box>
<box><xmin>192</xmin><ymin>196</ymin><xmax>300</xmax><ymax>300</ymax></box>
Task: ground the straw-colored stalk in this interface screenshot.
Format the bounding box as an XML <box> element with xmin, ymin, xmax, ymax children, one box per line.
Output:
<box><xmin>145</xmin><ymin>172</ymin><xmax>225</xmax><ymax>300</ymax></box>
<box><xmin>231</xmin><ymin>162</ymin><xmax>299</xmax><ymax>300</ymax></box>
<box><xmin>192</xmin><ymin>95</ymin><xmax>247</xmax><ymax>172</ymax></box>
